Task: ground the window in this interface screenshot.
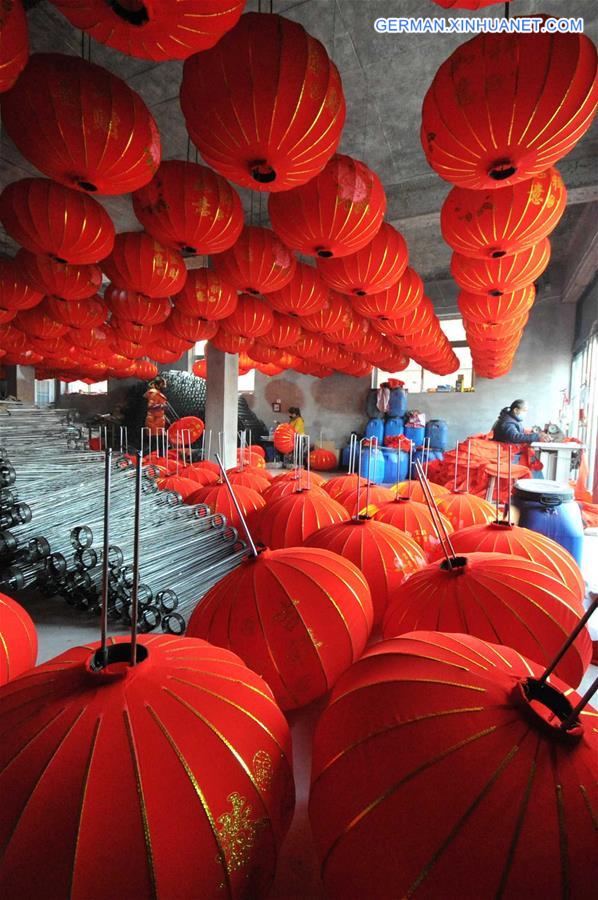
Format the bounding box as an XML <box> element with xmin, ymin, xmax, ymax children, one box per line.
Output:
<box><xmin>375</xmin><ymin>317</ymin><xmax>474</xmax><ymax>392</ymax></box>
<box><xmin>34</xmin><ymin>379</ymin><xmax>55</xmax><ymax>407</ymax></box>
<box><xmin>570</xmin><ymin>333</ymin><xmax>598</xmax><ymax>489</ymax></box>
<box><xmin>64</xmin><ymin>381</ymin><xmax>108</xmax><ymax>394</ymax></box>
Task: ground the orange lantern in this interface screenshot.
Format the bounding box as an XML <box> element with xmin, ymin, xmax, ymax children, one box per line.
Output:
<box><xmin>435</xmin><ymin>491</ymin><xmax>497</xmax><ymax>531</ymax></box>
<box><xmin>220</xmin><ymin>294</ymin><xmax>274</xmax><ymax>339</ymax></box>
<box><xmin>104</xmin><ymin>285</ymin><xmax>171</xmax><ymax>326</ymax></box>
<box><xmin>46</xmin><ymin>296</ymin><xmax>108</xmax><ymax>331</ymax></box>
<box><xmin>0</xmin><ymin>592</ymin><xmax>37</xmax><ymax>685</ymax></box>
<box><xmin>172</xmin><ymin>268</ymin><xmax>237</xmax><ymax>321</ymax></box>
<box><xmin>352</xmin><ymin>266</ymin><xmax>424</xmax><ymax>320</ymax></box>
<box><xmin>309</xmin><ymin>448</ymin><xmax>337</xmax><ymax>471</ymax></box>
<box><xmin>318</xmin><ymin>223</ymin><xmax>408</xmax><ymax>296</ymax></box>
<box><xmin>16</xmin><ymin>249</ymin><xmax>101</xmax><ymax>300</ymax></box>
<box><xmin>166</xmin><ymin>309</ymin><xmax>219</xmax><ymax>343</ymax></box>
<box><xmin>101</xmin><ymin>232</ymin><xmax>187</xmax><ymax>298</ymax></box>
<box><xmin>225</xmin><ymin>468</ymin><xmax>271</xmax><ymax>494</ymax></box>
<box><xmin>458</xmin><ymin>285</ymin><xmax>536</xmax><ymax>324</ymax></box>
<box><xmin>267</xmin><ymin>262</ymin><xmax>328</xmax><ymax>318</ymax></box>
<box><xmin>188</xmin><ymin>482</ymin><xmax>265</xmax><ymax>531</ymax></box>
<box><xmin>334</xmin><ymin>484</ymin><xmax>394</xmax><ymax>518</ymax></box>
<box><xmin>373</xmin><ymin>496</ymin><xmax>454</xmax><ymax>558</ymax></box>
<box><xmin>213</xmin><ymin>226</ymin><xmax>296</xmax><ymax>296</ymax></box>
<box><xmin>132</xmin><ymin>159</ymin><xmax>243</xmax><ymax>254</ymax></box>
<box><xmin>273</xmin><ymin>423</ymin><xmax>296</xmax><ymax>455</ymax></box>
<box><xmin>268</xmin><ymin>154</ymin><xmax>386</xmax><ymax>258</ymax></box>
<box><xmin>262</xmin><ymin>477</ymin><xmax>325</xmax><ymax>505</ymax></box>
<box><xmin>2</xmin><ymin>53</ymin><xmax>160</xmax><ymax>194</ymax></box>
<box><xmin>180</xmin><ymin>12</ymin><xmax>345</xmax><ymax>191</ymax></box>
<box><xmin>252</xmin><ymin>489</ymin><xmax>349</xmax><ymax>549</ymax></box>
<box><xmin>452</xmin><ymin>239</ymin><xmax>553</xmax><ymax>296</ymax></box>
<box><xmin>322</xmin><ymin>473</ymin><xmax>366</xmax><ymax>500</ymax></box>
<box><xmin>394</xmin><ymin>480</ymin><xmax>450</xmax><ymax>502</ymax></box>
<box><xmin>0</xmin><ymin>0</ymin><xmax>28</xmax><ymax>94</ymax></box>
<box><xmin>167</xmin><ymin>416</ymin><xmax>205</xmax><ymax>444</ymax></box>
<box><xmin>421</xmin><ymin>25</ymin><xmax>598</xmax><ymax>189</ymax></box>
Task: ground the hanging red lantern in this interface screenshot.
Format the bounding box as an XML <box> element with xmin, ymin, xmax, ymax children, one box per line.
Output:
<box><xmin>213</xmin><ymin>227</ymin><xmax>296</xmax><ymax>296</ymax></box>
<box><xmin>220</xmin><ymin>294</ymin><xmax>274</xmax><ymax>339</ymax></box>
<box><xmin>309</xmin><ymin>630</ymin><xmax>598</xmax><ymax>900</ymax></box>
<box><xmin>252</xmin><ymin>489</ymin><xmax>349</xmax><ymax>549</ymax></box>
<box><xmin>295</xmin><ymin>333</ymin><xmax>325</xmax><ymax>360</ymax></box>
<box><xmin>247</xmin><ymin>342</ymin><xmax>281</xmax><ymax>366</ymax></box>
<box><xmin>352</xmin><ymin>266</ymin><xmax>424</xmax><ymax>320</ymax></box>
<box><xmin>15</xmin><ymin>302</ymin><xmax>69</xmax><ymax>340</ymax></box>
<box><xmin>191</xmin><ymin>358</ymin><xmax>207</xmax><ymax>378</ymax></box>
<box><xmin>172</xmin><ymin>268</ymin><xmax>237</xmax><ymax>321</ymax></box>
<box><xmin>0</xmin><ymin>258</ymin><xmax>43</xmax><ymax>311</ymax></box>
<box><xmin>451</xmin><ymin>238</ymin><xmax>550</xmax><ymax>296</ymax></box>
<box><xmin>318</xmin><ymin>224</ymin><xmax>408</xmax><ymax>296</ymax></box>
<box><xmin>435</xmin><ymin>491</ymin><xmax>497</xmax><ymax>531</ymax></box>
<box><xmin>70</xmin><ymin>325</ymin><xmax>110</xmax><ymax>354</ymax></box>
<box><xmin>187</xmin><ymin>547</ymin><xmax>372</xmax><ymax>709</ymax></box>
<box><xmin>0</xmin><ymin>178</ymin><xmax>115</xmax><ymax>264</ymax></box>
<box><xmin>132</xmin><ymin>159</ymin><xmax>243</xmax><ymax>254</ymax></box>
<box><xmin>441</xmin><ymin>168</ymin><xmax>566</xmax><ymax>259</ymax></box>
<box><xmin>237</xmin><ymin>351</ymin><xmax>256</xmax><ymax>374</ymax></box>
<box><xmin>268</xmin><ymin>154</ymin><xmax>386</xmax><ymax>258</ymax></box>
<box><xmin>110</xmin><ymin>335</ymin><xmax>146</xmax><ymax>359</ymax></box>
<box><xmin>0</xmin><ymin>592</ymin><xmax>37</xmax><ymax>686</ymax></box>
<box><xmin>167</xmin><ymin>416</ymin><xmax>205</xmax><ymax>444</ymax></box>
<box><xmin>309</xmin><ymin>448</ymin><xmax>337</xmax><ymax>471</ymax></box>
<box><xmin>2</xmin><ymin>53</ymin><xmax>161</xmax><ymax>194</ymax></box>
<box><xmin>104</xmin><ymin>285</ymin><xmax>171</xmax><ymax>325</ymax></box>
<box><xmin>262</xmin><ymin>314</ymin><xmax>302</xmax><ymax>349</ymax></box>
<box><xmin>371</xmin><ymin>350</ymin><xmax>410</xmax><ymax>373</ymax></box>
<box><xmin>383</xmin><ymin>552</ymin><xmax>591</xmax><ymax>686</ymax></box>
<box><xmin>165</xmin><ymin>309</ymin><xmax>219</xmax><ymax>343</ymax></box>
<box><xmin>266</xmin><ymin>262</ymin><xmax>328</xmax><ymax>318</ymax></box>
<box><xmin>144</xmin><ymin>344</ymin><xmax>185</xmax><ymax>364</ymax></box>
<box><xmin>373</xmin><ymin>497</ymin><xmax>454</xmax><ymax>559</ymax></box>
<box><xmin>49</xmin><ymin>0</ymin><xmax>245</xmax><ymax>61</ymax></box>
<box><xmin>431</xmin><ymin>520</ymin><xmax>585</xmax><ymax>599</ymax></box>
<box><xmin>132</xmin><ymin>359</ymin><xmax>158</xmax><ymax>380</ymax></box>
<box><xmin>465</xmin><ymin>313</ymin><xmax>529</xmax><ymax>342</ymax></box>
<box><xmin>151</xmin><ymin>325</ymin><xmax>193</xmax><ymax>356</ymax></box>
<box><xmin>458</xmin><ymin>285</ymin><xmax>536</xmax><ymax>324</ymax></box>
<box><xmin>189</xmin><ymin>482</ymin><xmax>266</xmax><ymax>531</ymax></box>
<box><xmin>422</xmin><ymin>26</ymin><xmax>598</xmax><ymax>189</ymax></box>
<box><xmin>16</xmin><ymin>249</ymin><xmax>102</xmax><ymax>300</ymax></box>
<box><xmin>273</xmin><ymin>423</ymin><xmax>296</xmax><ymax>455</ymax></box>
<box><xmin>300</xmin><ymin>292</ymin><xmax>350</xmax><ymax>338</ymax></box>
<box><xmin>305</xmin><ymin>518</ymin><xmax>426</xmax><ymax>625</ymax></box>
<box><xmin>0</xmin><ymin>0</ymin><xmax>28</xmax><ymax>94</ymax></box>
<box><xmin>46</xmin><ymin>295</ymin><xmax>108</xmax><ymax>330</ymax></box>
<box><xmin>101</xmin><ymin>232</ymin><xmax>187</xmax><ymax>298</ymax></box>
<box><xmin>0</xmin><ymin>635</ymin><xmax>294</xmax><ymax>897</ymax></box>
<box><xmin>209</xmin><ymin>331</ymin><xmax>249</xmax><ymax>355</ymax></box>
<box><xmin>181</xmin><ymin>12</ymin><xmax>345</xmax><ymax>192</ymax></box>
<box><xmin>0</xmin><ymin>309</ymin><xmax>16</xmax><ymax>326</ymax></box>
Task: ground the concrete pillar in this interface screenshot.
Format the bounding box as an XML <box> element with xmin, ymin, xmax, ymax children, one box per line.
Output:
<box><xmin>5</xmin><ymin>366</ymin><xmax>35</xmax><ymax>403</ymax></box>
<box><xmin>205</xmin><ymin>344</ymin><xmax>238</xmax><ymax>468</ymax></box>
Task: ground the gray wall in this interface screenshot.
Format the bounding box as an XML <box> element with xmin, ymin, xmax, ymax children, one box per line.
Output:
<box><xmin>248</xmin><ymin>297</ymin><xmax>575</xmax><ymax>449</ymax></box>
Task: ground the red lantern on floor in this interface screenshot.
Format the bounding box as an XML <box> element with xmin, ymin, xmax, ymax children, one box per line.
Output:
<box><xmin>268</xmin><ymin>154</ymin><xmax>386</xmax><ymax>258</ymax></box>
<box><xmin>435</xmin><ymin>491</ymin><xmax>497</xmax><ymax>531</ymax></box>
<box><xmin>2</xmin><ymin>53</ymin><xmax>160</xmax><ymax>194</ymax></box>
<box><xmin>373</xmin><ymin>497</ymin><xmax>454</xmax><ymax>559</ymax></box>
<box><xmin>309</xmin><ymin>630</ymin><xmax>598</xmax><ymax>900</ymax></box>
<box><xmin>101</xmin><ymin>232</ymin><xmax>187</xmax><ymax>298</ymax></box>
<box><xmin>168</xmin><ymin>416</ymin><xmax>205</xmax><ymax>444</ymax></box>
<box><xmin>383</xmin><ymin>552</ymin><xmax>591</xmax><ymax>686</ymax></box>
<box><xmin>172</xmin><ymin>268</ymin><xmax>237</xmax><ymax>321</ymax></box>
<box><xmin>225</xmin><ymin>468</ymin><xmax>271</xmax><ymax>494</ymax></box>
<box><xmin>422</xmin><ymin>26</ymin><xmax>598</xmax><ymax>189</ymax></box>
<box><xmin>352</xmin><ymin>267</ymin><xmax>424</xmax><ymax>320</ymax></box>
<box><xmin>458</xmin><ymin>285</ymin><xmax>536</xmax><ymax>324</ymax></box>
<box><xmin>262</xmin><ymin>477</ymin><xmax>326</xmax><ymax>505</ymax></box>
<box><xmin>0</xmin><ymin>592</ymin><xmax>37</xmax><ymax>685</ymax></box>
<box><xmin>166</xmin><ymin>309</ymin><xmax>218</xmax><ymax>343</ymax></box>
<box><xmin>188</xmin><ymin>482</ymin><xmax>265</xmax><ymax>531</ymax></box>
<box><xmin>220</xmin><ymin>294</ymin><xmax>274</xmax><ymax>339</ymax></box>
<box><xmin>46</xmin><ymin>296</ymin><xmax>108</xmax><ymax>330</ymax></box>
<box><xmin>322</xmin><ymin>473</ymin><xmax>366</xmax><ymax>500</ymax></box>
<box><xmin>0</xmin><ymin>0</ymin><xmax>28</xmax><ymax>94</ymax></box>
<box><xmin>267</xmin><ymin>262</ymin><xmax>328</xmax><ymax>318</ymax></box>
<box><xmin>180</xmin><ymin>12</ymin><xmax>345</xmax><ymax>192</ymax></box>
<box><xmin>252</xmin><ymin>490</ymin><xmax>349</xmax><ymax>549</ymax></box>
<box><xmin>432</xmin><ymin>520</ymin><xmax>585</xmax><ymax>599</ymax></box>
<box><xmin>305</xmin><ymin>518</ymin><xmax>426</xmax><ymax>625</ymax></box>
<box><xmin>273</xmin><ymin>423</ymin><xmax>296</xmax><ymax>455</ymax></box>
<box><xmin>395</xmin><ymin>480</ymin><xmax>450</xmax><ymax>501</ymax></box>
<box><xmin>0</xmin><ymin>635</ymin><xmax>294</xmax><ymax>897</ymax></box>
<box><xmin>104</xmin><ymin>285</ymin><xmax>171</xmax><ymax>325</ymax></box>
<box><xmin>177</xmin><ymin>466</ymin><xmax>218</xmax><ymax>487</ymax></box>
<box><xmin>442</xmin><ymin>169</ymin><xmax>566</xmax><ymax>260</ymax></box>
<box><xmin>0</xmin><ymin>258</ymin><xmax>43</xmax><ymax>310</ymax></box>
<box><xmin>213</xmin><ymin>227</ymin><xmax>296</xmax><ymax>296</ymax></box>
<box><xmin>16</xmin><ymin>249</ymin><xmax>102</xmax><ymax>300</ymax></box>
<box><xmin>334</xmin><ymin>484</ymin><xmax>394</xmax><ymax>518</ymax></box>
<box><xmin>309</xmin><ymin>448</ymin><xmax>337</xmax><ymax>471</ymax></box>
<box><xmin>132</xmin><ymin>160</ymin><xmax>243</xmax><ymax>254</ymax></box>
<box><xmin>0</xmin><ymin>178</ymin><xmax>115</xmax><ymax>265</ymax></box>
<box><xmin>187</xmin><ymin>547</ymin><xmax>372</xmax><ymax>709</ymax></box>
<box><xmin>452</xmin><ymin>239</ymin><xmax>551</xmax><ymax>296</ymax></box>
<box><xmin>50</xmin><ymin>0</ymin><xmax>245</xmax><ymax>61</ymax></box>
<box><xmin>318</xmin><ymin>224</ymin><xmax>408</xmax><ymax>296</ymax></box>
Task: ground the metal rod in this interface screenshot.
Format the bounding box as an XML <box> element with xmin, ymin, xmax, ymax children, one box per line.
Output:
<box><xmin>560</xmin><ymin>670</ymin><xmax>598</xmax><ymax>730</ymax></box>
<box><xmin>507</xmin><ymin>449</ymin><xmax>512</xmax><ymax>525</ymax></box>
<box><xmin>130</xmin><ymin>449</ymin><xmax>143</xmax><ymax>666</ymax></box>
<box><xmin>99</xmin><ymin>448</ymin><xmax>112</xmax><ymax>665</ymax></box>
<box><xmin>466</xmin><ymin>439</ymin><xmax>471</xmax><ymax>493</ymax></box>
<box><xmin>496</xmin><ymin>444</ymin><xmax>501</xmax><ymax>520</ymax></box>
<box><xmin>414</xmin><ymin>458</ymin><xmax>457</xmax><ymax>562</ymax></box>
<box><xmin>537</xmin><ymin>594</ymin><xmax>598</xmax><ymax>686</ymax></box>
<box><xmin>215</xmin><ymin>452</ymin><xmax>259</xmax><ymax>557</ymax></box>
<box><xmin>453</xmin><ymin>441</ymin><xmax>459</xmax><ymax>491</ymax></box>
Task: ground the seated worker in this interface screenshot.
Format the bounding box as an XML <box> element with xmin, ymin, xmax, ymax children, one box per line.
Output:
<box><xmin>492</xmin><ymin>399</ymin><xmax>549</xmax><ymax>444</ymax></box>
<box><xmin>288</xmin><ymin>406</ymin><xmax>305</xmax><ymax>435</ymax></box>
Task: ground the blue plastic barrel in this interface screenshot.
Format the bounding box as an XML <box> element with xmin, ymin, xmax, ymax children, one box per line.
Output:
<box><xmin>426</xmin><ymin>419</ymin><xmax>448</xmax><ymax>450</ymax></box>
<box><xmin>404</xmin><ymin>424</ymin><xmax>425</xmax><ymax>445</ymax></box>
<box><xmin>384</xmin><ymin>416</ymin><xmax>404</xmax><ymax>440</ymax></box>
<box><xmin>364</xmin><ymin>418</ymin><xmax>385</xmax><ymax>443</ymax></box>
<box><xmin>341</xmin><ymin>445</ymin><xmax>352</xmax><ymax>469</ymax></box>
<box><xmin>359</xmin><ymin>447</ymin><xmax>385</xmax><ymax>484</ymax></box>
<box><xmin>388</xmin><ymin>388</ymin><xmax>407</xmax><ymax>417</ymax></box>
<box><xmin>366</xmin><ymin>389</ymin><xmax>384</xmax><ymax>419</ymax></box>
<box><xmin>509</xmin><ymin>479</ymin><xmax>584</xmax><ymax>565</ymax></box>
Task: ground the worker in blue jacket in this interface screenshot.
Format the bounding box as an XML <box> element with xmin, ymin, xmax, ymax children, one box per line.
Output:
<box><xmin>492</xmin><ymin>399</ymin><xmax>549</xmax><ymax>443</ymax></box>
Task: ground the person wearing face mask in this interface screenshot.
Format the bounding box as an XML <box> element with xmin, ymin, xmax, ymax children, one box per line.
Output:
<box><xmin>491</xmin><ymin>399</ymin><xmax>550</xmax><ymax>443</ymax></box>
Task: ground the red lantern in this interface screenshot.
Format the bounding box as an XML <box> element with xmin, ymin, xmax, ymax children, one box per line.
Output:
<box><xmin>430</xmin><ymin>520</ymin><xmax>585</xmax><ymax>599</ymax></box>
<box><xmin>0</xmin><ymin>258</ymin><xmax>43</xmax><ymax>311</ymax></box>
<box><xmin>395</xmin><ymin>480</ymin><xmax>450</xmax><ymax>501</ymax></box>
<box><xmin>422</xmin><ymin>26</ymin><xmax>598</xmax><ymax>189</ymax></box>
<box><xmin>301</xmin><ymin>291</ymin><xmax>351</xmax><ymax>335</ymax></box>
<box><xmin>104</xmin><ymin>285</ymin><xmax>171</xmax><ymax>325</ymax></box>
<box><xmin>0</xmin><ymin>635</ymin><xmax>294</xmax><ymax>897</ymax></box>
<box><xmin>166</xmin><ymin>309</ymin><xmax>219</xmax><ymax>343</ymax></box>
<box><xmin>209</xmin><ymin>331</ymin><xmax>249</xmax><ymax>355</ymax></box>
<box><xmin>442</xmin><ymin>169</ymin><xmax>566</xmax><ymax>259</ymax></box>
<box><xmin>383</xmin><ymin>552</ymin><xmax>591</xmax><ymax>686</ymax></box>
<box><xmin>260</xmin><ymin>313</ymin><xmax>302</xmax><ymax>349</ymax></box>
<box><xmin>268</xmin><ymin>154</ymin><xmax>386</xmax><ymax>258</ymax></box>
<box><xmin>101</xmin><ymin>232</ymin><xmax>187</xmax><ymax>298</ymax></box>
<box><xmin>225</xmin><ymin>468</ymin><xmax>271</xmax><ymax>494</ymax></box>
<box><xmin>133</xmin><ymin>359</ymin><xmax>158</xmax><ymax>380</ymax></box>
<box><xmin>0</xmin><ymin>0</ymin><xmax>28</xmax><ymax>94</ymax></box>
<box><xmin>188</xmin><ymin>482</ymin><xmax>266</xmax><ymax>531</ymax></box>
<box><xmin>262</xmin><ymin>477</ymin><xmax>326</xmax><ymax>506</ymax></box>
<box><xmin>177</xmin><ymin>466</ymin><xmax>219</xmax><ymax>487</ymax></box>
<box><xmin>334</xmin><ymin>484</ymin><xmax>394</xmax><ymax>518</ymax></box>
<box><xmin>213</xmin><ymin>227</ymin><xmax>296</xmax><ymax>296</ymax></box>
<box><xmin>322</xmin><ymin>473</ymin><xmax>365</xmax><ymax>500</ymax></box>
<box><xmin>317</xmin><ymin>224</ymin><xmax>408</xmax><ymax>296</ymax></box>
<box><xmin>0</xmin><ymin>592</ymin><xmax>37</xmax><ymax>685</ymax></box>
<box><xmin>2</xmin><ymin>53</ymin><xmax>161</xmax><ymax>194</ymax></box>
<box><xmin>15</xmin><ymin>302</ymin><xmax>69</xmax><ymax>340</ymax></box>
<box><xmin>156</xmin><ymin>474</ymin><xmax>203</xmax><ymax>502</ymax></box>
<box><xmin>0</xmin><ymin>178</ymin><xmax>115</xmax><ymax>264</ymax></box>
<box><xmin>192</xmin><ymin>359</ymin><xmax>207</xmax><ymax>378</ymax></box>
<box><xmin>458</xmin><ymin>285</ymin><xmax>535</xmax><ymax>324</ymax></box>
<box><xmin>187</xmin><ymin>547</ymin><xmax>372</xmax><ymax>709</ymax></box>
<box><xmin>435</xmin><ymin>491</ymin><xmax>497</xmax><ymax>531</ymax></box>
<box><xmin>309</xmin><ymin>448</ymin><xmax>337</xmax><ymax>471</ymax></box>
<box><xmin>220</xmin><ymin>294</ymin><xmax>274</xmax><ymax>339</ymax></box>
<box><xmin>51</xmin><ymin>0</ymin><xmax>245</xmax><ymax>60</ymax></box>
<box><xmin>267</xmin><ymin>262</ymin><xmax>328</xmax><ymax>319</ymax></box>
<box><xmin>452</xmin><ymin>239</ymin><xmax>551</xmax><ymax>296</ymax></box>
<box><xmin>145</xmin><ymin>345</ymin><xmax>186</xmax><ymax>364</ymax></box>
<box><xmin>247</xmin><ymin>342</ymin><xmax>280</xmax><ymax>366</ymax></box>
<box><xmin>132</xmin><ymin>160</ymin><xmax>243</xmax><ymax>254</ymax></box>
<box><xmin>272</xmin><ymin>423</ymin><xmax>296</xmax><ymax>455</ymax></box>
<box><xmin>309</xmin><ymin>630</ymin><xmax>598</xmax><ymax>900</ymax></box>
<box><xmin>352</xmin><ymin>266</ymin><xmax>423</xmax><ymax>320</ymax></box>
<box><xmin>46</xmin><ymin>295</ymin><xmax>108</xmax><ymax>330</ymax></box>
<box><xmin>181</xmin><ymin>12</ymin><xmax>345</xmax><ymax>191</ymax></box>
<box><xmin>305</xmin><ymin>518</ymin><xmax>426</xmax><ymax>625</ymax></box>
<box><xmin>373</xmin><ymin>497</ymin><xmax>454</xmax><ymax>559</ymax></box>
<box><xmin>0</xmin><ymin>309</ymin><xmax>16</xmax><ymax>326</ymax></box>
<box><xmin>172</xmin><ymin>268</ymin><xmax>237</xmax><ymax>321</ymax></box>
<box><xmin>252</xmin><ymin>490</ymin><xmax>349</xmax><ymax>549</ymax></box>
<box><xmin>167</xmin><ymin>416</ymin><xmax>205</xmax><ymax>444</ymax></box>
<box><xmin>16</xmin><ymin>249</ymin><xmax>102</xmax><ymax>300</ymax></box>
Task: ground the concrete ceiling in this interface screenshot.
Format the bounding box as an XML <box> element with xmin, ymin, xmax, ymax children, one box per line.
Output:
<box><xmin>2</xmin><ymin>0</ymin><xmax>597</xmax><ymax>314</ymax></box>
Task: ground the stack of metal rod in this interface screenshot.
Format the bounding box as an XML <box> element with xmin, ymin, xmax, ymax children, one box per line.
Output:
<box><xmin>0</xmin><ymin>405</ymin><xmax>248</xmax><ymax>632</ymax></box>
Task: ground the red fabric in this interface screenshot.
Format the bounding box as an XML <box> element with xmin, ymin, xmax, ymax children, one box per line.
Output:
<box><xmin>17</xmin><ymin>248</ymin><xmax>101</xmax><ymax>300</ymax></box>
<box><xmin>252</xmin><ymin>490</ymin><xmax>348</xmax><ymax>549</ymax></box>
<box><xmin>2</xmin><ymin>53</ymin><xmax>160</xmax><ymax>194</ymax></box>
<box><xmin>0</xmin><ymin>635</ymin><xmax>294</xmax><ymax>897</ymax></box>
<box><xmin>0</xmin><ymin>0</ymin><xmax>28</xmax><ymax>93</ymax></box>
<box><xmin>187</xmin><ymin>548</ymin><xmax>373</xmax><ymax>709</ymax></box>
<box><xmin>334</xmin><ymin>484</ymin><xmax>394</xmax><ymax>518</ymax></box>
<box><xmin>383</xmin><ymin>434</ymin><xmax>412</xmax><ymax>451</ymax></box>
<box><xmin>435</xmin><ymin>491</ymin><xmax>496</xmax><ymax>531</ymax></box>
<box><xmin>225</xmin><ymin>469</ymin><xmax>270</xmax><ymax>493</ymax></box>
<box><xmin>0</xmin><ymin>592</ymin><xmax>37</xmax><ymax>685</ymax></box>
<box><xmin>428</xmin><ymin>436</ymin><xmax>532</xmax><ymax>502</ymax></box>
<box><xmin>317</xmin><ymin>223</ymin><xmax>408</xmax><ymax>296</ymax></box>
<box><xmin>213</xmin><ymin>226</ymin><xmax>296</xmax><ymax>295</ymax></box>
<box><xmin>101</xmin><ymin>232</ymin><xmax>187</xmax><ymax>298</ymax></box>
<box><xmin>181</xmin><ymin>13</ymin><xmax>345</xmax><ymax>192</ymax></box>
<box><xmin>310</xmin><ymin>631</ymin><xmax>598</xmax><ymax>899</ymax></box>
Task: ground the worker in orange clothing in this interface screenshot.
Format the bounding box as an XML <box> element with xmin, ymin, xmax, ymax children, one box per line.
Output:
<box><xmin>144</xmin><ymin>377</ymin><xmax>168</xmax><ymax>435</ymax></box>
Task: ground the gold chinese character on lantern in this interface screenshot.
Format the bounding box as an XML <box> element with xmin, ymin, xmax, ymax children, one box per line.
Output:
<box><xmin>528</xmin><ymin>182</ymin><xmax>545</xmax><ymax>205</ymax></box>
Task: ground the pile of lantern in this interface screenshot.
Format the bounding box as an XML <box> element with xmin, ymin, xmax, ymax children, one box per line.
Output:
<box><xmin>422</xmin><ymin>20</ymin><xmax>598</xmax><ymax>377</ymax></box>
